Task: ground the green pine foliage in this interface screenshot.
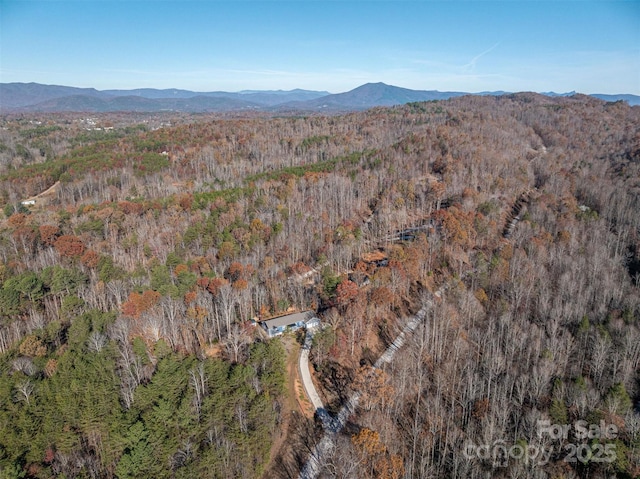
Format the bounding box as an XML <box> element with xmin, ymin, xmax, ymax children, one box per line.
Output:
<box><xmin>0</xmin><ymin>321</ymin><xmax>285</xmax><ymax>478</ymax></box>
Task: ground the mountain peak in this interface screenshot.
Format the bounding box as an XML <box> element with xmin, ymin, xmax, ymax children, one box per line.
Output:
<box><xmin>2</xmin><ymin>82</ymin><xmax>639</xmax><ymax>112</ymax></box>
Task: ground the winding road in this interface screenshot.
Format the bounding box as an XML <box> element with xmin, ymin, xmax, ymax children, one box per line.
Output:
<box><xmin>298</xmin><ymin>291</ymin><xmax>442</xmax><ymax>479</ymax></box>
<box><xmin>297</xmin><ymin>190</ymin><xmax>533</xmax><ymax>477</ymax></box>
<box><xmin>299</xmin><ymin>330</ymin><xmax>324</xmax><ymax>410</ymax></box>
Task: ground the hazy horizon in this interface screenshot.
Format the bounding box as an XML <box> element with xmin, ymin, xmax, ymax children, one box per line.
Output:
<box><xmin>1</xmin><ymin>1</ymin><xmax>639</xmax><ymax>95</ymax></box>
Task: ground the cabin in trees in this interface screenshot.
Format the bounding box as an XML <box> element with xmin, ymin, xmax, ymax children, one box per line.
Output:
<box><xmin>261</xmin><ymin>310</ymin><xmax>318</xmax><ymax>338</ymax></box>
<box><xmin>361</xmin><ymin>250</ymin><xmax>389</xmax><ymax>267</ymax></box>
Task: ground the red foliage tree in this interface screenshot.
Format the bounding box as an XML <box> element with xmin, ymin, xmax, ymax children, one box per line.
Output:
<box><xmin>54</xmin><ymin>235</ymin><xmax>85</xmax><ymax>258</ymax></box>
<box><xmin>80</xmin><ymin>250</ymin><xmax>99</xmax><ymax>268</ymax></box>
<box><xmin>118</xmin><ymin>201</ymin><xmax>144</xmax><ymax>215</ymax></box>
<box><xmin>336</xmin><ymin>279</ymin><xmax>359</xmax><ymax>305</ymax></box>
<box><xmin>184</xmin><ymin>291</ymin><xmax>197</xmax><ymax>304</ymax></box>
<box><xmin>7</xmin><ymin>213</ymin><xmax>28</xmax><ymax>228</ymax></box>
<box><xmin>39</xmin><ymin>225</ymin><xmax>59</xmax><ymax>246</ymax></box>
<box><xmin>178</xmin><ymin>193</ymin><xmax>194</xmax><ymax>211</ymax></box>
<box><xmin>121</xmin><ymin>290</ymin><xmax>161</xmax><ymax>319</ymax></box>
<box><xmin>206</xmin><ymin>277</ymin><xmax>229</xmax><ymax>296</ymax></box>
<box><xmin>226</xmin><ymin>262</ymin><xmax>245</xmax><ymax>282</ymax></box>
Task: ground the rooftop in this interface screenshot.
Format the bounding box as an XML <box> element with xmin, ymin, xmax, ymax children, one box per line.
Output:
<box><xmin>262</xmin><ymin>310</ymin><xmax>314</xmax><ymax>329</ymax></box>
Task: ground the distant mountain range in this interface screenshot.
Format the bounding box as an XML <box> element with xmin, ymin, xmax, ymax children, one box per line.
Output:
<box><xmin>0</xmin><ymin>82</ymin><xmax>330</xmax><ymax>112</ymax></box>
<box><xmin>1</xmin><ymin>82</ymin><xmax>638</xmax><ymax>113</ymax></box>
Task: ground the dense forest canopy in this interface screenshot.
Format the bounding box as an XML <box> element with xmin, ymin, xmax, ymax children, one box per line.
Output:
<box><xmin>0</xmin><ymin>93</ymin><xmax>638</xmax><ymax>478</ymax></box>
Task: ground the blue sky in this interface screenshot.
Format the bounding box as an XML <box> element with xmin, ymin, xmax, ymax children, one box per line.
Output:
<box><xmin>1</xmin><ymin>1</ymin><xmax>638</xmax><ymax>94</ymax></box>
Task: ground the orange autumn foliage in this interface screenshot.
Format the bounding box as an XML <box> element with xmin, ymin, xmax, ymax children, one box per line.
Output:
<box><xmin>232</xmin><ymin>278</ymin><xmax>248</xmax><ymax>291</ymax></box>
<box><xmin>54</xmin><ymin>235</ymin><xmax>85</xmax><ymax>258</ymax></box>
<box><xmin>38</xmin><ymin>225</ymin><xmax>59</xmax><ymax>246</ymax></box>
<box><xmin>174</xmin><ymin>263</ymin><xmax>189</xmax><ymax>275</ymax></box>
<box><xmin>81</xmin><ymin>250</ymin><xmax>99</xmax><ymax>268</ymax></box>
<box><xmin>206</xmin><ymin>277</ymin><xmax>229</xmax><ymax>296</ymax></box>
<box><xmin>7</xmin><ymin>213</ymin><xmax>28</xmax><ymax>228</ymax></box>
<box><xmin>184</xmin><ymin>291</ymin><xmax>197</xmax><ymax>304</ymax></box>
<box><xmin>121</xmin><ymin>290</ymin><xmax>161</xmax><ymax>319</ymax></box>
<box><xmin>335</xmin><ymin>279</ymin><xmax>359</xmax><ymax>305</ymax></box>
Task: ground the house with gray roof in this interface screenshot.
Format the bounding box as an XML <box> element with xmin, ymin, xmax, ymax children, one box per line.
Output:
<box><xmin>261</xmin><ymin>310</ymin><xmax>317</xmax><ymax>338</ymax></box>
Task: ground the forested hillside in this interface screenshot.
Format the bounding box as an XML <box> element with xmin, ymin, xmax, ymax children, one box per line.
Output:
<box><xmin>0</xmin><ymin>94</ymin><xmax>638</xmax><ymax>478</ymax></box>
